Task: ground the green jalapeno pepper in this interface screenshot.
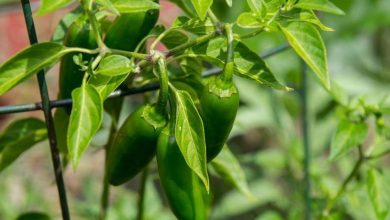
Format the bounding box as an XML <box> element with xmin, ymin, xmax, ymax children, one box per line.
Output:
<box><xmin>157</xmin><ymin>125</ymin><xmax>210</xmax><ymax>220</ymax></box>
<box><xmin>107</xmin><ymin>104</ymin><xmax>167</xmax><ymax>185</ymax></box>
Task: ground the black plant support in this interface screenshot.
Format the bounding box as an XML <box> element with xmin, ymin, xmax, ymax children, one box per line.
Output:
<box><xmin>20</xmin><ymin>1</ymin><xmax>70</xmax><ymax>219</ymax></box>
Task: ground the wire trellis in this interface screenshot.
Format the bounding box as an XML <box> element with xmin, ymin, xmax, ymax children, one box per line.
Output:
<box><xmin>0</xmin><ymin>1</ymin><xmax>310</xmax><ymax>220</ymax></box>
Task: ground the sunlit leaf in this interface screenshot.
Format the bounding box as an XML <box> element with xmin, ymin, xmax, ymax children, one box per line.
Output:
<box><xmin>280</xmin><ymin>22</ymin><xmax>329</xmax><ymax>89</ymax></box>
<box><xmin>172</xmin><ymin>87</ymin><xmax>209</xmax><ymax>191</ymax></box>
<box><xmin>294</xmin><ymin>0</ymin><xmax>345</xmax><ymax>15</ymax></box>
<box><xmin>190</xmin><ymin>0</ymin><xmax>213</xmax><ymax>20</ymax></box>
<box><xmin>0</xmin><ymin>43</ymin><xmax>73</xmax><ymax>95</ymax></box>
<box><xmin>36</xmin><ymin>0</ymin><xmax>74</xmax><ymax>16</ymax></box>
<box><xmin>113</xmin><ymin>0</ymin><xmax>160</xmax><ymax>13</ymax></box>
<box><xmin>67</xmin><ymin>83</ymin><xmax>103</xmax><ymax>167</ymax></box>
<box><xmin>225</xmin><ymin>0</ymin><xmax>232</xmax><ymax>7</ymax></box>
<box><xmin>95</xmin><ymin>54</ymin><xmax>133</xmax><ymax>76</ymax></box>
<box><xmin>237</xmin><ymin>12</ymin><xmax>264</xmax><ymax>29</ymax></box>
<box><xmin>247</xmin><ymin>0</ymin><xmax>266</xmax><ymax>17</ymax></box>
<box><xmin>287</xmin><ymin>10</ymin><xmax>334</xmax><ymax>32</ymax></box>
<box><xmin>96</xmin><ymin>0</ymin><xmax>120</xmax><ymax>15</ymax></box>
<box><xmin>88</xmin><ymin>74</ymin><xmax>128</xmax><ymax>100</ymax></box>
<box><xmin>187</xmin><ymin>37</ymin><xmax>289</xmax><ymax>90</ymax></box>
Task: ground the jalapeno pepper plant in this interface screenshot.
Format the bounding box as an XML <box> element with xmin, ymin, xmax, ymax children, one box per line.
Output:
<box><xmin>0</xmin><ymin>0</ymin><xmax>350</xmax><ymax>219</ymax></box>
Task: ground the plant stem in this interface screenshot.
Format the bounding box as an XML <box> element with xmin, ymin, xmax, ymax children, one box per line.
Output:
<box><xmin>366</xmin><ymin>148</ymin><xmax>390</xmax><ymax>160</ymax></box>
<box><xmin>87</xmin><ymin>10</ymin><xmax>106</xmax><ymax>49</ymax></box>
<box><xmin>99</xmin><ymin>122</ymin><xmax>117</xmax><ymax>220</ymax></box>
<box><xmin>239</xmin><ymin>28</ymin><xmax>264</xmax><ymax>39</ymax></box>
<box><xmin>133</xmin><ymin>30</ymin><xmax>223</xmax><ymax>72</ymax></box>
<box><xmin>165</xmin><ymin>31</ymin><xmax>218</xmax><ymax>57</ymax></box>
<box><xmin>137</xmin><ymin>167</ymin><xmax>149</xmax><ymax>220</ymax></box>
<box><xmin>207</xmin><ymin>10</ymin><xmax>221</xmax><ymax>29</ymax></box>
<box><xmin>155</xmin><ymin>58</ymin><xmax>169</xmax><ymax>114</ymax></box>
<box><xmin>150</xmin><ymin>29</ymin><xmax>171</xmax><ymax>50</ymax></box>
<box><xmin>300</xmin><ymin>62</ymin><xmax>311</xmax><ymax>220</ymax></box>
<box><xmin>69</xmin><ymin>47</ymin><xmax>100</xmax><ymax>55</ymax></box>
<box><xmin>322</xmin><ymin>146</ymin><xmax>364</xmax><ymax>218</ymax></box>
<box><xmin>110</xmin><ymin>49</ymin><xmax>149</xmax><ymax>60</ymax></box>
<box><xmin>220</xmin><ymin>23</ymin><xmax>234</xmax><ymax>83</ymax></box>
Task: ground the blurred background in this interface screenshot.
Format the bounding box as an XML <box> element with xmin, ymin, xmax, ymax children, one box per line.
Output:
<box><xmin>1</xmin><ymin>0</ymin><xmax>390</xmax><ymax>219</ymax></box>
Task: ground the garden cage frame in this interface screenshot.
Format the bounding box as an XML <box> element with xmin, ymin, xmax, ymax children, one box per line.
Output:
<box><xmin>0</xmin><ymin>1</ymin><xmax>312</xmax><ymax>220</ymax></box>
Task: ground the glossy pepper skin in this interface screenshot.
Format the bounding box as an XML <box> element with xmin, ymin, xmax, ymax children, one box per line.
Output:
<box><xmin>58</xmin><ymin>15</ymin><xmax>97</xmax><ymax>113</ymax></box>
<box><xmin>199</xmin><ymin>75</ymin><xmax>239</xmax><ymax>161</ymax></box>
<box><xmin>157</xmin><ymin>126</ymin><xmax>210</xmax><ymax>220</ymax></box>
<box><xmin>104</xmin><ymin>0</ymin><xmax>159</xmax><ymax>51</ymax></box>
<box><xmin>107</xmin><ymin>105</ymin><xmax>166</xmax><ymax>186</ymax></box>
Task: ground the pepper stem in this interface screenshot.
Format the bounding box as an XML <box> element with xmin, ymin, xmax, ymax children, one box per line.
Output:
<box><xmin>220</xmin><ymin>23</ymin><xmax>234</xmax><ymax>83</ymax></box>
<box><xmin>155</xmin><ymin>57</ymin><xmax>169</xmax><ymax>114</ymax></box>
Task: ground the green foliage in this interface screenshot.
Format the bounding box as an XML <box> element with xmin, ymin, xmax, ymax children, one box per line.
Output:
<box><xmin>190</xmin><ymin>0</ymin><xmax>213</xmax><ymax>20</ymax></box>
<box><xmin>367</xmin><ymin>169</ymin><xmax>390</xmax><ymax>220</ymax></box>
<box><xmin>0</xmin><ymin>118</ymin><xmax>47</xmax><ymax>172</ymax></box>
<box><xmin>0</xmin><ymin>43</ymin><xmax>71</xmax><ymax>95</ymax></box>
<box><xmin>67</xmin><ymin>82</ymin><xmax>103</xmax><ymax>167</ymax></box>
<box><xmin>37</xmin><ymin>0</ymin><xmax>74</xmax><ymax>16</ymax></box>
<box><xmin>280</xmin><ymin>22</ymin><xmax>329</xmax><ymax>89</ymax></box>
<box><xmin>95</xmin><ymin>55</ymin><xmax>133</xmax><ymax>76</ymax></box>
<box><xmin>1</xmin><ymin>0</ymin><xmax>390</xmax><ymax>219</ymax></box>
<box><xmin>171</xmin><ymin>87</ymin><xmax>209</xmax><ymax>191</ymax></box>
<box><xmin>110</xmin><ymin>0</ymin><xmax>160</xmax><ymax>13</ymax></box>
<box><xmin>294</xmin><ymin>0</ymin><xmax>345</xmax><ymax>15</ymax></box>
<box><xmin>329</xmin><ymin>119</ymin><xmax>368</xmax><ymax>161</ymax></box>
<box><xmin>211</xmin><ymin>146</ymin><xmax>253</xmax><ymax>199</ymax></box>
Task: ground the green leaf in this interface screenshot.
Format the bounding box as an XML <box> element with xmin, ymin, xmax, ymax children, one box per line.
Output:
<box><xmin>113</xmin><ymin>0</ymin><xmax>160</xmax><ymax>13</ymax></box>
<box><xmin>237</xmin><ymin>12</ymin><xmax>264</xmax><ymax>29</ymax></box>
<box><xmin>161</xmin><ymin>30</ymin><xmax>190</xmax><ymax>49</ymax></box>
<box><xmin>187</xmin><ymin>37</ymin><xmax>290</xmax><ymax>91</ymax></box>
<box><xmin>191</xmin><ymin>0</ymin><xmax>213</xmax><ymax>20</ymax></box>
<box><xmin>172</xmin><ymin>87</ymin><xmax>209</xmax><ymax>191</ymax></box>
<box><xmin>211</xmin><ymin>146</ymin><xmax>254</xmax><ymax>199</ymax></box>
<box><xmin>294</xmin><ymin>0</ymin><xmax>345</xmax><ymax>15</ymax></box>
<box><xmin>367</xmin><ymin>169</ymin><xmax>390</xmax><ymax>220</ymax></box>
<box><xmin>225</xmin><ymin>0</ymin><xmax>232</xmax><ymax>7</ymax></box>
<box><xmin>280</xmin><ymin>22</ymin><xmax>329</xmax><ymax>89</ymax></box>
<box><xmin>95</xmin><ymin>55</ymin><xmax>133</xmax><ymax>76</ymax></box>
<box><xmin>96</xmin><ymin>0</ymin><xmax>120</xmax><ymax>15</ymax></box>
<box><xmin>16</xmin><ymin>211</ymin><xmax>50</xmax><ymax>220</ymax></box>
<box><xmin>0</xmin><ymin>43</ymin><xmax>72</xmax><ymax>96</ymax></box>
<box><xmin>329</xmin><ymin>120</ymin><xmax>368</xmax><ymax>161</ymax></box>
<box><xmin>173</xmin><ymin>16</ymin><xmax>216</xmax><ymax>35</ymax></box>
<box><xmin>233</xmin><ymin>42</ymin><xmax>291</xmax><ymax>90</ymax></box>
<box><xmin>88</xmin><ymin>74</ymin><xmax>128</xmax><ymax>100</ymax></box>
<box><xmin>0</xmin><ymin>118</ymin><xmax>47</xmax><ymax>172</ymax></box>
<box><xmin>51</xmin><ymin>7</ymin><xmax>83</xmax><ymax>43</ymax></box>
<box><xmin>288</xmin><ymin>10</ymin><xmax>334</xmax><ymax>32</ymax></box>
<box><xmin>265</xmin><ymin>0</ymin><xmax>284</xmax><ymax>14</ymax></box>
<box><xmin>36</xmin><ymin>0</ymin><xmax>74</xmax><ymax>16</ymax></box>
<box><xmin>247</xmin><ymin>0</ymin><xmax>266</xmax><ymax>17</ymax></box>
<box><xmin>168</xmin><ymin>0</ymin><xmax>197</xmax><ymax>17</ymax></box>
<box><xmin>67</xmin><ymin>83</ymin><xmax>103</xmax><ymax>167</ymax></box>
